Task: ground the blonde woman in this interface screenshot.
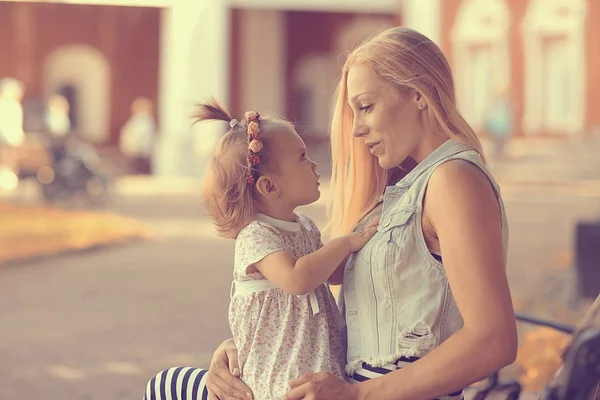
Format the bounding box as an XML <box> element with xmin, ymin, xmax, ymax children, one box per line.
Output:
<box><xmin>146</xmin><ymin>27</ymin><xmax>517</xmax><ymax>400</ymax></box>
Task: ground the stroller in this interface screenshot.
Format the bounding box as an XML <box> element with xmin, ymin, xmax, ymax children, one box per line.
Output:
<box><xmin>36</xmin><ymin>135</ymin><xmax>113</xmax><ymax>206</ymax></box>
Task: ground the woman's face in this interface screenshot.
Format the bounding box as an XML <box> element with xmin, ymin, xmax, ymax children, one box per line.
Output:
<box><xmin>346</xmin><ymin>64</ymin><xmax>427</xmax><ymax>168</ymax></box>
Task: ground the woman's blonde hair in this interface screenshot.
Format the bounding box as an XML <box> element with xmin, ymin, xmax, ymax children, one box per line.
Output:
<box><xmin>194</xmin><ymin>99</ymin><xmax>293</xmax><ymax>239</ymax></box>
<box><xmin>328</xmin><ymin>27</ymin><xmax>485</xmax><ymax>237</ymax></box>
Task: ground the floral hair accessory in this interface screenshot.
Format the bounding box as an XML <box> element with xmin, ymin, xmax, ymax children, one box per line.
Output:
<box><xmin>244</xmin><ymin>111</ymin><xmax>259</xmax><ymax>121</ymax></box>
<box><xmin>245</xmin><ymin>111</ymin><xmax>262</xmax><ymax>185</ymax></box>
<box><xmin>249</xmin><ymin>139</ymin><xmax>263</xmax><ymax>153</ymax></box>
<box><xmin>248</xmin><ymin>121</ymin><xmax>260</xmax><ymax>139</ymax></box>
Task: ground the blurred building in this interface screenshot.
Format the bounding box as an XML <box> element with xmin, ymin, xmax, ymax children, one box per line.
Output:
<box><xmin>440</xmin><ymin>0</ymin><xmax>599</xmax><ymax>138</ymax></box>
<box><xmin>0</xmin><ymin>0</ymin><xmax>402</xmax><ymax>176</ymax></box>
<box><xmin>0</xmin><ymin>2</ymin><xmax>161</xmax><ymax>144</ymax></box>
<box><xmin>0</xmin><ymin>0</ymin><xmax>597</xmax><ymax>176</ymax></box>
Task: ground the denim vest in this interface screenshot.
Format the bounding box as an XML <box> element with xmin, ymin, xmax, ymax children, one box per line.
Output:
<box><xmin>340</xmin><ymin>139</ymin><xmax>509</xmax><ymax>374</ymax></box>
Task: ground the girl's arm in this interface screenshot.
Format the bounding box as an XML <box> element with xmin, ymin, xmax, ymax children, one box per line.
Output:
<box><xmin>326</xmin><ymin>256</ymin><xmax>349</xmax><ymax>286</ymax></box>
<box><xmin>255</xmin><ymin>228</ymin><xmax>375</xmax><ymax>295</ymax></box>
<box><xmin>327</xmin><ymin>217</ymin><xmax>380</xmax><ymax>286</ymax></box>
<box><xmin>358</xmin><ymin>160</ymin><xmax>517</xmax><ymax>400</ymax></box>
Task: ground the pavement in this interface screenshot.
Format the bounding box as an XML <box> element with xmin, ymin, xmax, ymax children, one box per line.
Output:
<box><xmin>1</xmin><ymin>134</ymin><xmax>599</xmax><ymax>399</ymax></box>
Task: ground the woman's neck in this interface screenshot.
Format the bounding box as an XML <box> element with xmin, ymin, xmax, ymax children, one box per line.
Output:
<box><xmin>410</xmin><ymin>135</ymin><xmax>448</xmax><ymax>163</ymax></box>
<box><xmin>388</xmin><ymin>158</ymin><xmax>418</xmax><ymax>185</ymax></box>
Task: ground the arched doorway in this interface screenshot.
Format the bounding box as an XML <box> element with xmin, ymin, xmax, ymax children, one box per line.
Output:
<box><xmin>522</xmin><ymin>0</ymin><xmax>587</xmax><ymax>135</ymax></box>
<box><xmin>452</xmin><ymin>0</ymin><xmax>511</xmax><ymax>132</ymax></box>
<box><xmin>293</xmin><ymin>53</ymin><xmax>339</xmax><ymax>139</ymax></box>
<box><xmin>43</xmin><ymin>45</ymin><xmax>110</xmax><ymax>142</ymax></box>
<box><xmin>290</xmin><ymin>16</ymin><xmax>393</xmax><ymax>141</ymax></box>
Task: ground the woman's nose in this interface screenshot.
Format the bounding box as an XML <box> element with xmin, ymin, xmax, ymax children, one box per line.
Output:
<box><xmin>352</xmin><ymin>121</ymin><xmax>367</xmax><ymax>137</ymax></box>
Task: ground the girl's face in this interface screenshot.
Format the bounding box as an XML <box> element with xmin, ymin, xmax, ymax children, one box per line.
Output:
<box><xmin>260</xmin><ymin>128</ymin><xmax>321</xmax><ymax>209</ymax></box>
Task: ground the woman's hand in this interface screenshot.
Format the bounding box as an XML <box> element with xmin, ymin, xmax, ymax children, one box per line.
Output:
<box><xmin>284</xmin><ymin>372</ymin><xmax>360</xmax><ymax>400</ymax></box>
<box><xmin>206</xmin><ymin>338</ymin><xmax>253</xmax><ymax>400</ymax></box>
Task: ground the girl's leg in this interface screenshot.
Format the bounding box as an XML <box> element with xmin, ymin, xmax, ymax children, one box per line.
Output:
<box><xmin>144</xmin><ymin>367</ymin><xmax>209</xmax><ymax>400</ymax></box>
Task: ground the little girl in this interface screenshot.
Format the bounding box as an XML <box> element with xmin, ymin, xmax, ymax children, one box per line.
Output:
<box><xmin>144</xmin><ymin>99</ymin><xmax>376</xmax><ymax>400</ymax></box>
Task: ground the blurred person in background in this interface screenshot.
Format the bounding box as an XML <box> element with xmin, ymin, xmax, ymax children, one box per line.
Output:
<box><xmin>0</xmin><ymin>77</ymin><xmax>25</xmax><ymax>190</ymax></box>
<box><xmin>484</xmin><ymin>83</ymin><xmax>513</xmax><ymax>160</ymax></box>
<box><xmin>45</xmin><ymin>94</ymin><xmax>71</xmax><ymax>139</ymax></box>
<box><xmin>45</xmin><ymin>94</ymin><xmax>72</xmax><ymax>163</ymax></box>
<box><xmin>119</xmin><ymin>96</ymin><xmax>156</xmax><ymax>174</ymax></box>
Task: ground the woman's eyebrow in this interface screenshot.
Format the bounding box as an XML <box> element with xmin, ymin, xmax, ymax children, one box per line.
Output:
<box><xmin>349</xmin><ymin>90</ymin><xmax>375</xmax><ymax>104</ymax></box>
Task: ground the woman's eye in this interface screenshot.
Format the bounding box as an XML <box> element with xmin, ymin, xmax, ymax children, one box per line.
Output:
<box><xmin>359</xmin><ymin>104</ymin><xmax>372</xmax><ymax>112</ymax></box>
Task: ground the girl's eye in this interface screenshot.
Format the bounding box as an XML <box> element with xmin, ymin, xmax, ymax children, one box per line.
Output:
<box><xmin>359</xmin><ymin>104</ymin><xmax>372</xmax><ymax>113</ymax></box>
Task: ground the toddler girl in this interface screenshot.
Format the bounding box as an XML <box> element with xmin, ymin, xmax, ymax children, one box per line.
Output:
<box><xmin>144</xmin><ymin>99</ymin><xmax>376</xmax><ymax>400</ymax></box>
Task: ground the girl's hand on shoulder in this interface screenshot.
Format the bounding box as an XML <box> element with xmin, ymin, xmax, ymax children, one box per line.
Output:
<box><xmin>285</xmin><ymin>372</ymin><xmax>360</xmax><ymax>400</ymax></box>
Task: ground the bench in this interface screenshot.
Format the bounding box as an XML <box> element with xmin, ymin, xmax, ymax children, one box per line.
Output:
<box><xmin>471</xmin><ymin>295</ymin><xmax>600</xmax><ymax>399</ymax></box>
<box><xmin>542</xmin><ymin>294</ymin><xmax>600</xmax><ymax>400</ymax></box>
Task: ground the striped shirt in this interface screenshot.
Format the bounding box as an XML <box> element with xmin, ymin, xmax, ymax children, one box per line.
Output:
<box><xmin>349</xmin><ymin>356</ymin><xmax>464</xmax><ymax>400</ymax></box>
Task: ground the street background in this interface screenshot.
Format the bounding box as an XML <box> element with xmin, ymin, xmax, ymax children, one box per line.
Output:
<box><xmin>0</xmin><ymin>0</ymin><xmax>598</xmax><ymax>398</ymax></box>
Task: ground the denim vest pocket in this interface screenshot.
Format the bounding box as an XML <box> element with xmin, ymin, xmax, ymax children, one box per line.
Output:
<box><xmin>378</xmin><ymin>209</ymin><xmax>414</xmax><ymax>232</ymax></box>
<box><xmin>370</xmin><ymin>209</ymin><xmax>416</xmax><ymax>271</ymax></box>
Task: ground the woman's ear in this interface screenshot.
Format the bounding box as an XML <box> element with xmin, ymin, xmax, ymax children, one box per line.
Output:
<box><xmin>413</xmin><ymin>91</ymin><xmax>426</xmax><ymax>110</ymax></box>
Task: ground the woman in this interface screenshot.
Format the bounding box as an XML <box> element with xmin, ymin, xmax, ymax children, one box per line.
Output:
<box><xmin>146</xmin><ymin>27</ymin><xmax>517</xmax><ymax>400</ymax></box>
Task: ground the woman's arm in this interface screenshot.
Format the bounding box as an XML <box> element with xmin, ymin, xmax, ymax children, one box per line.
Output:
<box><xmin>205</xmin><ymin>338</ymin><xmax>253</xmax><ymax>400</ymax></box>
<box><xmin>357</xmin><ymin>160</ymin><xmax>518</xmax><ymax>400</ymax></box>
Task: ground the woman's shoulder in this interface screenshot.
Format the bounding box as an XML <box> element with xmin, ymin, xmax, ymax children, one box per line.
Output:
<box><xmin>429</xmin><ymin>159</ymin><xmax>496</xmax><ymax>197</ymax></box>
<box><xmin>426</xmin><ymin>159</ymin><xmax>502</xmax><ymax>224</ymax></box>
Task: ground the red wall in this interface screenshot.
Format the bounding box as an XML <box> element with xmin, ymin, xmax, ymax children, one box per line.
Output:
<box><xmin>442</xmin><ymin>0</ymin><xmax>599</xmax><ymax>136</ymax></box>
<box><xmin>586</xmin><ymin>0</ymin><xmax>600</xmax><ymax>129</ymax></box>
<box><xmin>0</xmin><ymin>2</ymin><xmax>160</xmax><ymax>145</ymax></box>
<box><xmin>442</xmin><ymin>0</ymin><xmax>526</xmax><ymax>136</ymax></box>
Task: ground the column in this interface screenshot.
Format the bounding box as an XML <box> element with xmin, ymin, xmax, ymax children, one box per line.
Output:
<box><xmin>401</xmin><ymin>0</ymin><xmax>441</xmax><ymax>46</ymax></box>
<box><xmin>12</xmin><ymin>3</ymin><xmax>36</xmax><ymax>87</ymax></box>
<box><xmin>239</xmin><ymin>9</ymin><xmax>286</xmax><ymax>116</ymax></box>
<box><xmin>155</xmin><ymin>0</ymin><xmax>229</xmax><ymax>177</ymax></box>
